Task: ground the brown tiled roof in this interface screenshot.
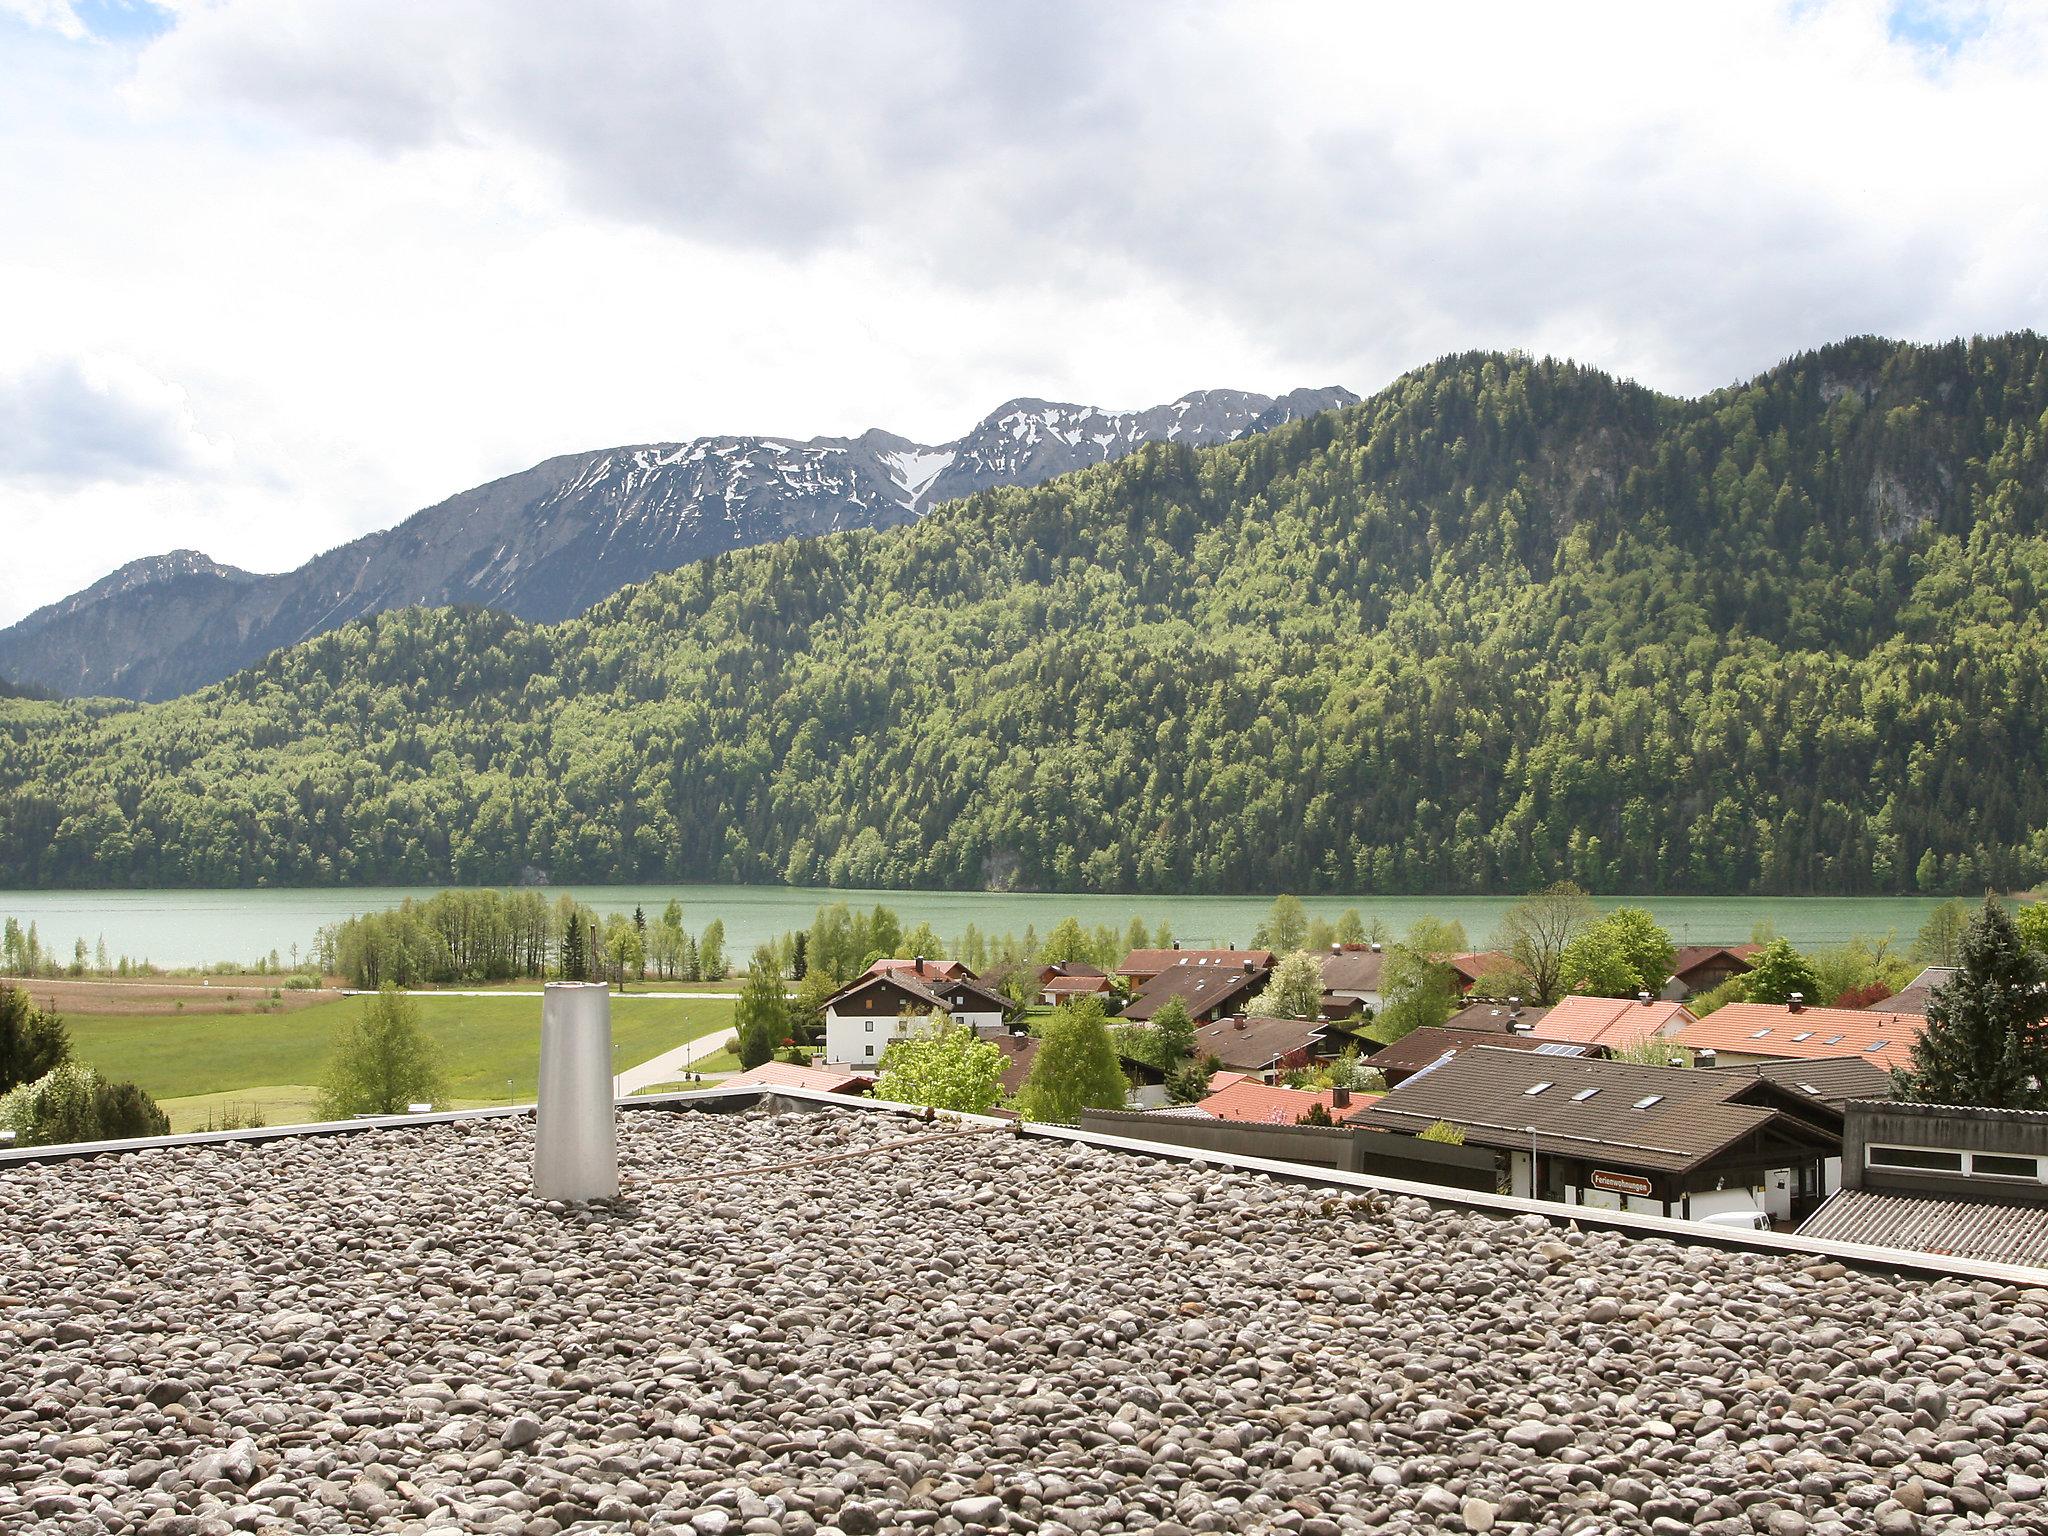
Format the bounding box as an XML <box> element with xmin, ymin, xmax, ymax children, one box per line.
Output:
<box><xmin>1444</xmin><ymin>951</ymin><xmax>1518</xmax><ymax>986</ymax></box>
<box><xmin>1121</xmin><ymin>960</ymin><xmax>1267</xmax><ymax>1022</ymax></box>
<box><xmin>1042</xmin><ymin>974</ymin><xmax>1114</xmax><ymax>997</ymax></box>
<box><xmin>1534</xmin><ymin>995</ymin><xmax>1697</xmax><ymax>1047</ymax></box>
<box><xmin>824</xmin><ymin>970</ymin><xmax>1019</xmax><ymax>1017</ymax></box>
<box><xmin>1440</xmin><ymin>1000</ymin><xmax>1552</xmax><ymax>1033</ymax></box>
<box><xmin>1038</xmin><ymin>962</ymin><xmax>1107</xmax><ymax>982</ymax></box>
<box><xmin>1118</xmin><ymin>947</ymin><xmax>1272</xmax><ymax>977</ymax></box>
<box><xmin>1873</xmin><ymin>967</ymin><xmax>1957</xmax><ymax>1017</ymax></box>
<box><xmin>1797</xmin><ymin>1188</ymin><xmax>2048</xmax><ymax>1267</ymax></box>
<box><xmin>1704</xmin><ymin>1055</ymin><xmax>1894</xmax><ymax>1109</ymax></box>
<box><xmin>867</xmin><ymin>957</ymin><xmax>975</xmax><ymax>983</ymax></box>
<box><xmin>989</xmin><ymin>1034</ymin><xmax>1041</xmax><ymax>1096</ymax></box>
<box><xmin>1668</xmin><ymin>944</ymin><xmax>1762</xmax><ymax>982</ymax></box>
<box><xmin>1365</xmin><ymin>1026</ymin><xmax>1591</xmax><ymax>1079</ymax></box>
<box><xmin>1319</xmin><ymin>949</ymin><xmax>1386</xmax><ymax>993</ymax></box>
<box><xmin>1675</xmin><ymin>1003</ymin><xmax>1923</xmax><ymax>1072</ymax></box>
<box><xmin>1347</xmin><ymin>1047</ymin><xmax>1837</xmax><ymax>1175</ymax></box>
<box><xmin>1190</xmin><ymin>1014</ymin><xmax>1330</xmax><ymax>1072</ymax></box>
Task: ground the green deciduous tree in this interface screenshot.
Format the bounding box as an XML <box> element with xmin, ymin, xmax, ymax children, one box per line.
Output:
<box><xmin>734</xmin><ymin>946</ymin><xmax>790</xmax><ymax>1070</ymax></box>
<box><xmin>316</xmin><ymin>986</ymin><xmax>447</xmax><ymax>1118</ymax></box>
<box><xmin>1253</xmin><ymin>895</ymin><xmax>1309</xmax><ymax>953</ymax></box>
<box><xmin>1894</xmin><ymin>898</ymin><xmax>2048</xmax><ymax>1109</ymax></box>
<box><xmin>1495</xmin><ymin>882</ymin><xmax>1598</xmax><ymax>1003</ymax></box>
<box><xmin>1248</xmin><ymin>951</ymin><xmax>1324</xmax><ymax>1019</ymax></box>
<box><xmin>1376</xmin><ymin>948</ymin><xmax>1459</xmax><ymax>1039</ymax></box>
<box><xmin>1741</xmin><ymin>938</ymin><xmax>1822</xmax><ymax>1005</ymax></box>
<box><xmin>1017</xmin><ymin>997</ymin><xmax>1128</xmax><ymax>1123</ymax></box>
<box><xmin>697</xmin><ymin>919</ymin><xmax>728</xmax><ymax>981</ymax></box>
<box><xmin>874</xmin><ymin>1019</ymin><xmax>1004</xmax><ymax>1114</ymax></box>
<box><xmin>1912</xmin><ymin>899</ymin><xmax>1974</xmax><ymax>967</ymax></box>
<box><xmin>1150</xmin><ymin>997</ymin><xmax>1197</xmax><ymax>1066</ymax></box>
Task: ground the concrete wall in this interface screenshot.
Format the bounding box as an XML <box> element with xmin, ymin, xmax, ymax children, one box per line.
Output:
<box><xmin>1079</xmin><ymin>1110</ymin><xmax>1498</xmax><ymax>1192</ymax></box>
<box><xmin>1845</xmin><ymin>1100</ymin><xmax>2048</xmax><ymax>1201</ymax></box>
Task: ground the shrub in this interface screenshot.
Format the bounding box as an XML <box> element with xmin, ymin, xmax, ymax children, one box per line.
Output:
<box><xmin>1418</xmin><ymin>1120</ymin><xmax>1467</xmax><ymax>1145</ymax></box>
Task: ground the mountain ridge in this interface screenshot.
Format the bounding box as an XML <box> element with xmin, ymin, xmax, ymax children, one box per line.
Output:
<box><xmin>3</xmin><ymin>334</ymin><xmax>2045</xmax><ymax>896</ymax></box>
<box><xmin>0</xmin><ymin>384</ymin><xmax>1357</xmax><ymax>702</ymax></box>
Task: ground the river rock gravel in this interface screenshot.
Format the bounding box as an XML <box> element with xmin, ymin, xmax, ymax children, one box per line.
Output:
<box><xmin>3</xmin><ymin>1104</ymin><xmax>2047</xmax><ymax>1534</ymax></box>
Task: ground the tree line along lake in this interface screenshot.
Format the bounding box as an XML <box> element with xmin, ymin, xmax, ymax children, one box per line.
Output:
<box><xmin>0</xmin><ymin>885</ymin><xmax>1983</xmax><ymax>972</ymax></box>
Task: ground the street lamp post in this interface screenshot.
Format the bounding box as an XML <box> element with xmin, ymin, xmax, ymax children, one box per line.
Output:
<box><xmin>1528</xmin><ymin>1123</ymin><xmax>1538</xmax><ymax>1200</ymax></box>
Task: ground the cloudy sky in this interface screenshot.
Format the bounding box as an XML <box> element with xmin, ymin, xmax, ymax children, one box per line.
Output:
<box><xmin>1</xmin><ymin>0</ymin><xmax>2043</xmax><ymax>625</ymax></box>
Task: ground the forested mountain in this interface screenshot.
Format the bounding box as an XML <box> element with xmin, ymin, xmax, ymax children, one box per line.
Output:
<box><xmin>3</xmin><ymin>335</ymin><xmax>2046</xmax><ymax>896</ymax></box>
<box><xmin>0</xmin><ymin>386</ymin><xmax>1355</xmax><ymax>702</ymax></box>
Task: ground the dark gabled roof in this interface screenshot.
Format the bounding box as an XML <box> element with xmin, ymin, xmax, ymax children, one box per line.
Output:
<box><xmin>824</xmin><ymin>970</ymin><xmax>1018</xmax><ymax>1016</ymax></box>
<box><xmin>1366</xmin><ymin>1026</ymin><xmax>1590</xmax><ymax>1077</ymax></box>
<box><xmin>1348</xmin><ymin>1047</ymin><xmax>1840</xmax><ymax>1175</ymax></box>
<box><xmin>1118</xmin><ymin>947</ymin><xmax>1273</xmax><ymax>977</ymax></box>
<box><xmin>1798</xmin><ymin>1188</ymin><xmax>2048</xmax><ymax>1267</ymax></box>
<box><xmin>1039</xmin><ymin>961</ymin><xmax>1107</xmax><ymax>980</ymax></box>
<box><xmin>1669</xmin><ymin>944</ymin><xmax>1762</xmax><ymax>981</ymax></box>
<box><xmin>1705</xmin><ymin>1054</ymin><xmax>1894</xmax><ymax>1110</ymax></box>
<box><xmin>1121</xmin><ymin>960</ymin><xmax>1267</xmax><ymax>1021</ymax></box>
<box><xmin>1440</xmin><ymin>1000</ymin><xmax>1552</xmax><ymax>1033</ymax></box>
<box><xmin>1190</xmin><ymin>1014</ymin><xmax>1330</xmax><ymax>1071</ymax></box>
<box><xmin>1319</xmin><ymin>949</ymin><xmax>1387</xmax><ymax>992</ymax></box>
<box><xmin>1874</xmin><ymin>966</ymin><xmax>1957</xmax><ymax>1017</ymax></box>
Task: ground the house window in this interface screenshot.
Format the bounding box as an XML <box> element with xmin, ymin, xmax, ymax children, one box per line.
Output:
<box><xmin>1869</xmin><ymin>1145</ymin><xmax>1964</xmax><ymax>1173</ymax></box>
<box><xmin>865</xmin><ymin>1021</ymin><xmax>874</xmax><ymax>1032</ymax></box>
<box><xmin>864</xmin><ymin>1044</ymin><xmax>875</xmax><ymax>1058</ymax></box>
<box><xmin>1972</xmin><ymin>1153</ymin><xmax>2045</xmax><ymax>1180</ymax></box>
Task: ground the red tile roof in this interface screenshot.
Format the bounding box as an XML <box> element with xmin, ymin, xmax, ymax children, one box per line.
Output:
<box><xmin>1118</xmin><ymin>948</ymin><xmax>1273</xmax><ymax>977</ymax></box>
<box><xmin>1674</xmin><ymin>1002</ymin><xmax>1924</xmax><ymax>1072</ymax></box>
<box><xmin>1195</xmin><ymin>1079</ymin><xmax>1380</xmax><ymax>1126</ymax></box>
<box><xmin>1532</xmin><ymin>995</ymin><xmax>1697</xmax><ymax>1047</ymax></box>
<box><xmin>722</xmin><ymin>1062</ymin><xmax>874</xmax><ymax>1095</ymax></box>
<box><xmin>867</xmin><ymin>957</ymin><xmax>974</xmax><ymax>982</ymax></box>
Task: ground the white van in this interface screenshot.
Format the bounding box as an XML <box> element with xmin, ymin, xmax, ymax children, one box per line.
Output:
<box><xmin>1696</xmin><ymin>1208</ymin><xmax>1772</xmax><ymax>1232</ymax></box>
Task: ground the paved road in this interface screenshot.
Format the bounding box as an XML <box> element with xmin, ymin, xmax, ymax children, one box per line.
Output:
<box><xmin>615</xmin><ymin>1026</ymin><xmax>739</xmax><ymax>1094</ymax></box>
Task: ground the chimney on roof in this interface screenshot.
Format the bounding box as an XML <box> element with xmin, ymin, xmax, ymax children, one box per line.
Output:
<box><xmin>1788</xmin><ymin>992</ymin><xmax>1804</xmax><ymax>1013</ymax></box>
<box><xmin>533</xmin><ymin>981</ymin><xmax>618</xmax><ymax>1203</ymax></box>
<box><xmin>1242</xmin><ymin>958</ymin><xmax>1254</xmax><ymax>973</ymax></box>
<box><xmin>1332</xmin><ymin>1086</ymin><xmax>1351</xmax><ymax>1109</ymax></box>
<box><xmin>1370</xmin><ymin>942</ymin><xmax>1382</xmax><ymax>953</ymax></box>
<box><xmin>1233</xmin><ymin>1017</ymin><xmax>1247</xmax><ymax>1030</ymax></box>
<box><xmin>1331</xmin><ymin>943</ymin><xmax>1342</xmax><ymax>954</ymax></box>
<box><xmin>915</xmin><ymin>954</ymin><xmax>925</xmax><ymax>975</ymax></box>
<box><xmin>1697</xmin><ymin>1048</ymin><xmax>1717</xmax><ymax>1068</ymax></box>
<box><xmin>1638</xmin><ymin>990</ymin><xmax>1652</xmax><ymax>1006</ymax></box>
<box><xmin>1173</xmin><ymin>940</ymin><xmax>1181</xmax><ymax>950</ymax></box>
<box><xmin>1508</xmin><ymin>1020</ymin><xmax>1530</xmax><ymax>1035</ymax></box>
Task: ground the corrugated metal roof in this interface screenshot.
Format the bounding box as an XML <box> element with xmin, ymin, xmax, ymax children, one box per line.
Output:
<box><xmin>1797</xmin><ymin>1189</ymin><xmax>2048</xmax><ymax>1268</ymax></box>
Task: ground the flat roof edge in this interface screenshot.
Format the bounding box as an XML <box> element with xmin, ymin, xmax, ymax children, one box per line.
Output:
<box><xmin>6</xmin><ymin>1087</ymin><xmax>2047</xmax><ymax>1288</ymax></box>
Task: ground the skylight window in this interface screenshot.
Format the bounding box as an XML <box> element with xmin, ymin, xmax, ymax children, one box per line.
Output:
<box><xmin>1632</xmin><ymin>1094</ymin><xmax>1664</xmax><ymax>1109</ymax></box>
<box><xmin>1750</xmin><ymin>1028</ymin><xmax>1772</xmax><ymax>1039</ymax></box>
<box><xmin>1571</xmin><ymin>1087</ymin><xmax>1600</xmax><ymax>1101</ymax></box>
<box><xmin>1822</xmin><ymin>1034</ymin><xmax>1845</xmax><ymax>1045</ymax></box>
<box><xmin>1867</xmin><ymin>1040</ymin><xmax>1889</xmax><ymax>1052</ymax></box>
<box><xmin>1791</xmin><ymin>1031</ymin><xmax>1814</xmax><ymax>1042</ymax></box>
<box><xmin>1523</xmin><ymin>1082</ymin><xmax>1552</xmax><ymax>1096</ymax></box>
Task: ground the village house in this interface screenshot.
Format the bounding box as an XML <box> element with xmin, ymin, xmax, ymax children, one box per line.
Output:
<box><xmin>1186</xmin><ymin>1077</ymin><xmax>1373</xmax><ymax>1125</ymax></box>
<box><xmin>1532</xmin><ymin>994</ymin><xmax>1698</xmax><ymax>1051</ymax></box>
<box><xmin>1659</xmin><ymin>944</ymin><xmax>1762</xmax><ymax>1000</ymax></box>
<box><xmin>1116</xmin><ymin>945</ymin><xmax>1273</xmax><ymax>990</ymax></box>
<box><xmin>1673</xmin><ymin>1000</ymin><xmax>1925</xmax><ymax>1072</ymax></box>
<box><xmin>1318</xmin><ymin>943</ymin><xmax>1387</xmax><ymax>1015</ymax></box>
<box><xmin>1119</xmin><ymin>955</ymin><xmax>1269</xmax><ymax>1024</ymax></box>
<box><xmin>720</xmin><ymin>1061</ymin><xmax>875</xmax><ymax>1096</ymax></box>
<box><xmin>1444</xmin><ymin>951</ymin><xmax>1519</xmax><ymax>994</ymax></box>
<box><xmin>822</xmin><ymin>962</ymin><xmax>1019</xmax><ymax>1067</ymax></box>
<box><xmin>1871</xmin><ymin>965</ymin><xmax>1957</xmax><ymax>1017</ymax></box>
<box><xmin>1347</xmin><ymin>1046</ymin><xmax>1847</xmax><ymax>1224</ymax></box>
<box><xmin>1189</xmin><ymin>1013</ymin><xmax>1335</xmax><ymax>1079</ymax></box>
<box><xmin>1797</xmin><ymin>1100</ymin><xmax>2048</xmax><ymax>1267</ymax></box>
<box><xmin>1035</xmin><ymin>962</ymin><xmax>1116</xmax><ymax>1007</ymax></box>
<box><xmin>865</xmin><ymin>955</ymin><xmax>977</xmax><ymax>984</ymax></box>
<box><xmin>1364</xmin><ymin>1025</ymin><xmax>1595</xmax><ymax>1088</ymax></box>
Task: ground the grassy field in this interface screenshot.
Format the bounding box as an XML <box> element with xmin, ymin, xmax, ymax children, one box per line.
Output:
<box><xmin>66</xmin><ymin>992</ymin><xmax>734</xmax><ymax>1125</ymax></box>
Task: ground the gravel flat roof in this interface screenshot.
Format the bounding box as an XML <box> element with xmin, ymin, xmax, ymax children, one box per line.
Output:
<box><xmin>5</xmin><ymin>1104</ymin><xmax>2048</xmax><ymax>1534</ymax></box>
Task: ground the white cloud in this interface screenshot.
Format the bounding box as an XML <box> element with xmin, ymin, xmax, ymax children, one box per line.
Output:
<box><xmin>1</xmin><ymin>0</ymin><xmax>2045</xmax><ymax>625</ymax></box>
<box><xmin>0</xmin><ymin>352</ymin><xmax>231</xmax><ymax>482</ymax></box>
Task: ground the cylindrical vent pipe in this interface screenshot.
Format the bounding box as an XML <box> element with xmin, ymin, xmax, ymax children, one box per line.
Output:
<box><xmin>534</xmin><ymin>981</ymin><xmax>618</xmax><ymax>1202</ymax></box>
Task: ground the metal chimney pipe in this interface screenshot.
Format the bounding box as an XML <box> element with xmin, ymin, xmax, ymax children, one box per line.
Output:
<box><xmin>534</xmin><ymin>981</ymin><xmax>618</xmax><ymax>1202</ymax></box>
